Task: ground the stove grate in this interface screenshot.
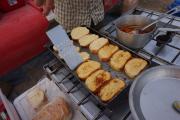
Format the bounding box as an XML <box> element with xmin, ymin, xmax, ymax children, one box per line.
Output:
<box><xmin>100</xmin><ymin>8</ymin><xmax>180</xmax><ymax>65</ymax></box>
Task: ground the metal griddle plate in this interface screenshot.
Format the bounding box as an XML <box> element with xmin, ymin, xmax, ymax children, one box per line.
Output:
<box><xmin>47</xmin><ymin>26</ymin><xmax>151</xmax><ymax>106</ymax></box>
<box><xmin>129</xmin><ymin>65</ymin><xmax>180</xmax><ymax>120</ymax></box>
<box><xmin>69</xmin><ymin>27</ymin><xmax>151</xmax><ymax>106</ymax></box>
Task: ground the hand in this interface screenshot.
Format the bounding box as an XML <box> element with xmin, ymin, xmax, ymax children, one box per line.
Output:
<box><xmin>123</xmin><ymin>0</ymin><xmax>138</xmax><ymax>7</ymax></box>
<box><xmin>43</xmin><ymin>0</ymin><xmax>55</xmax><ymax>15</ymax></box>
<box><xmin>35</xmin><ymin>0</ymin><xmax>45</xmax><ymax>6</ymax></box>
<box><xmin>122</xmin><ymin>0</ymin><xmax>138</xmax><ymax>13</ymax></box>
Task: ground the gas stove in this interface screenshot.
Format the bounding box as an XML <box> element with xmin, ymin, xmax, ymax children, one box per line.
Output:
<box><xmin>44</xmin><ymin>59</ymin><xmax>131</xmax><ymax>120</ymax></box>
<box><xmin>100</xmin><ymin>8</ymin><xmax>180</xmax><ymax>65</ymax></box>
<box><xmin>44</xmin><ymin>8</ymin><xmax>180</xmax><ymax>120</ymax></box>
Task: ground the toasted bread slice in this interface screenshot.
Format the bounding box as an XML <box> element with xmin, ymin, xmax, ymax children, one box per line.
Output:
<box><xmin>76</xmin><ymin>47</ymin><xmax>80</xmax><ymax>52</ymax></box>
<box><xmin>78</xmin><ymin>34</ymin><xmax>99</xmax><ymax>47</ymax></box>
<box><xmin>110</xmin><ymin>50</ymin><xmax>132</xmax><ymax>71</ymax></box>
<box><xmin>76</xmin><ymin>60</ymin><xmax>101</xmax><ymax>80</ymax></box>
<box><xmin>124</xmin><ymin>58</ymin><xmax>148</xmax><ymax>78</ymax></box>
<box><xmin>80</xmin><ymin>52</ymin><xmax>90</xmax><ymax>61</ymax></box>
<box><xmin>85</xmin><ymin>70</ymin><xmax>111</xmax><ymax>93</ymax></box>
<box><xmin>71</xmin><ymin>27</ymin><xmax>90</xmax><ymax>40</ymax></box>
<box><xmin>89</xmin><ymin>38</ymin><xmax>109</xmax><ymax>54</ymax></box>
<box><xmin>99</xmin><ymin>78</ymin><xmax>125</xmax><ymax>102</ymax></box>
<box><xmin>98</xmin><ymin>44</ymin><xmax>119</xmax><ymax>62</ymax></box>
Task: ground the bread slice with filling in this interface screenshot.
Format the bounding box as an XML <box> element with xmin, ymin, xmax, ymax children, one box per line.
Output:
<box><xmin>85</xmin><ymin>70</ymin><xmax>111</xmax><ymax>93</ymax></box>
<box><xmin>89</xmin><ymin>37</ymin><xmax>109</xmax><ymax>54</ymax></box>
<box><xmin>76</xmin><ymin>60</ymin><xmax>101</xmax><ymax>80</ymax></box>
<box><xmin>98</xmin><ymin>44</ymin><xmax>119</xmax><ymax>62</ymax></box>
<box><xmin>110</xmin><ymin>50</ymin><xmax>132</xmax><ymax>71</ymax></box>
<box><xmin>99</xmin><ymin>78</ymin><xmax>125</xmax><ymax>102</ymax></box>
<box><xmin>78</xmin><ymin>34</ymin><xmax>99</xmax><ymax>47</ymax></box>
<box><xmin>71</xmin><ymin>27</ymin><xmax>89</xmax><ymax>40</ymax></box>
<box><xmin>124</xmin><ymin>58</ymin><xmax>148</xmax><ymax>78</ymax></box>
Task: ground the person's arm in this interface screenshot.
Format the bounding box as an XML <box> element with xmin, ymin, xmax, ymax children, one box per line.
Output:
<box><xmin>43</xmin><ymin>0</ymin><xmax>55</xmax><ymax>15</ymax></box>
<box><xmin>35</xmin><ymin>0</ymin><xmax>54</xmax><ymax>15</ymax></box>
<box><xmin>35</xmin><ymin>0</ymin><xmax>45</xmax><ymax>6</ymax></box>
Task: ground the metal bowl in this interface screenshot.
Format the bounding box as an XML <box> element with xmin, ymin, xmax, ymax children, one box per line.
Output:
<box><xmin>114</xmin><ymin>15</ymin><xmax>156</xmax><ymax>49</ymax></box>
<box><xmin>129</xmin><ymin>65</ymin><xmax>180</xmax><ymax>120</ymax></box>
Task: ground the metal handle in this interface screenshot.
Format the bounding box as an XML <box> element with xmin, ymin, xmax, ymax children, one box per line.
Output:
<box><xmin>141</xmin><ymin>6</ymin><xmax>180</xmax><ymax>31</ymax></box>
<box><xmin>158</xmin><ymin>28</ymin><xmax>180</xmax><ymax>32</ymax></box>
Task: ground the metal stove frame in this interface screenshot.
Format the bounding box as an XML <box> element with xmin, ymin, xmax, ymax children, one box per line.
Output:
<box><xmin>43</xmin><ymin>7</ymin><xmax>180</xmax><ymax>120</ymax></box>
<box><xmin>43</xmin><ymin>59</ymin><xmax>113</xmax><ymax>120</ymax></box>
<box><xmin>43</xmin><ymin>57</ymin><xmax>134</xmax><ymax>120</ymax></box>
<box><xmin>100</xmin><ymin>8</ymin><xmax>180</xmax><ymax>65</ymax></box>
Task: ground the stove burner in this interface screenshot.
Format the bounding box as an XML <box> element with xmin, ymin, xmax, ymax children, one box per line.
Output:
<box><xmin>156</xmin><ymin>32</ymin><xmax>175</xmax><ymax>47</ymax></box>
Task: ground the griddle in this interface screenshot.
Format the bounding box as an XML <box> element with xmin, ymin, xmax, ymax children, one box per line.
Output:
<box><xmin>46</xmin><ymin>26</ymin><xmax>151</xmax><ymax>106</ymax></box>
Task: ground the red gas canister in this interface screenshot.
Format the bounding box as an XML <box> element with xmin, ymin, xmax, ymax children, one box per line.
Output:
<box><xmin>0</xmin><ymin>0</ymin><xmax>25</xmax><ymax>12</ymax></box>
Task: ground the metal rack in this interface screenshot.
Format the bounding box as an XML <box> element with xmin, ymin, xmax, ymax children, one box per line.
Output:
<box><xmin>43</xmin><ymin>59</ymin><xmax>112</xmax><ymax>120</ymax></box>
<box><xmin>43</xmin><ymin>8</ymin><xmax>180</xmax><ymax>120</ymax></box>
<box><xmin>44</xmin><ymin>58</ymin><xmax>131</xmax><ymax>120</ymax></box>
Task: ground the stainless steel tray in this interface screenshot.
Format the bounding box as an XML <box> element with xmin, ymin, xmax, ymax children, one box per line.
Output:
<box><xmin>47</xmin><ymin>27</ymin><xmax>151</xmax><ymax>106</ymax></box>
<box><xmin>129</xmin><ymin>65</ymin><xmax>180</xmax><ymax>120</ymax></box>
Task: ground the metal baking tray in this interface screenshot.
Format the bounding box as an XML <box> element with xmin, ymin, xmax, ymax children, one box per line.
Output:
<box><xmin>129</xmin><ymin>65</ymin><xmax>180</xmax><ymax>120</ymax></box>
<box><xmin>46</xmin><ymin>26</ymin><xmax>151</xmax><ymax>106</ymax></box>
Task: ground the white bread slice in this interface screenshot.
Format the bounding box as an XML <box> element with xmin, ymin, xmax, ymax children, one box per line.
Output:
<box><xmin>89</xmin><ymin>37</ymin><xmax>109</xmax><ymax>54</ymax></box>
<box><xmin>53</xmin><ymin>45</ymin><xmax>80</xmax><ymax>53</ymax></box>
<box><xmin>98</xmin><ymin>44</ymin><xmax>119</xmax><ymax>62</ymax></box>
<box><xmin>76</xmin><ymin>60</ymin><xmax>101</xmax><ymax>80</ymax></box>
<box><xmin>80</xmin><ymin>52</ymin><xmax>90</xmax><ymax>61</ymax></box>
<box><xmin>110</xmin><ymin>50</ymin><xmax>132</xmax><ymax>71</ymax></box>
<box><xmin>53</xmin><ymin>45</ymin><xmax>58</xmax><ymax>53</ymax></box>
<box><xmin>76</xmin><ymin>47</ymin><xmax>80</xmax><ymax>52</ymax></box>
<box><xmin>99</xmin><ymin>78</ymin><xmax>125</xmax><ymax>102</ymax></box>
<box><xmin>78</xmin><ymin>34</ymin><xmax>99</xmax><ymax>47</ymax></box>
<box><xmin>71</xmin><ymin>27</ymin><xmax>89</xmax><ymax>40</ymax></box>
<box><xmin>85</xmin><ymin>70</ymin><xmax>111</xmax><ymax>93</ymax></box>
<box><xmin>27</xmin><ymin>88</ymin><xmax>46</xmax><ymax>110</ymax></box>
<box><xmin>124</xmin><ymin>58</ymin><xmax>148</xmax><ymax>78</ymax></box>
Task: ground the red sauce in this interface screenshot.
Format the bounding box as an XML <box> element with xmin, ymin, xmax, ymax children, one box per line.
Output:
<box><xmin>119</xmin><ymin>25</ymin><xmax>150</xmax><ymax>34</ymax></box>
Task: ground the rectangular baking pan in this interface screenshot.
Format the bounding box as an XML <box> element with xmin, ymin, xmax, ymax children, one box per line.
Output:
<box><xmin>46</xmin><ymin>26</ymin><xmax>151</xmax><ymax>106</ymax></box>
